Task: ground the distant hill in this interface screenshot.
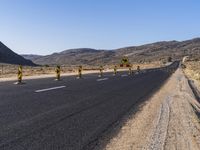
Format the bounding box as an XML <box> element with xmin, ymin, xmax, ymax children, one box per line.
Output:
<box><xmin>21</xmin><ymin>54</ymin><xmax>43</xmax><ymax>62</ymax></box>
<box><xmin>28</xmin><ymin>48</ymin><xmax>116</xmax><ymax>66</ymax></box>
<box><xmin>23</xmin><ymin>38</ymin><xmax>200</xmax><ymax>66</ymax></box>
<box><xmin>0</xmin><ymin>41</ymin><xmax>36</xmax><ymax>66</ymax></box>
<box><xmin>116</xmin><ymin>38</ymin><xmax>200</xmax><ymax>63</ymax></box>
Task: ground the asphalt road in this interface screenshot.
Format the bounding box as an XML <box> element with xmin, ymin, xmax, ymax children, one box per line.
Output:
<box><xmin>0</xmin><ymin>62</ymin><xmax>179</xmax><ymax>150</ymax></box>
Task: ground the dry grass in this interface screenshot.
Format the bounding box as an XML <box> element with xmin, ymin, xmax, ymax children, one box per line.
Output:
<box><xmin>183</xmin><ymin>61</ymin><xmax>200</xmax><ymax>85</ymax></box>
<box><xmin>0</xmin><ymin>64</ymin><xmax>75</xmax><ymax>78</ymax></box>
<box><xmin>0</xmin><ymin>62</ymin><xmax>162</xmax><ymax>79</ymax></box>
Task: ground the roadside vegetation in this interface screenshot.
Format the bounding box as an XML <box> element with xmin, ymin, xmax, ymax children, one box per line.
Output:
<box><xmin>183</xmin><ymin>60</ymin><xmax>200</xmax><ymax>85</ymax></box>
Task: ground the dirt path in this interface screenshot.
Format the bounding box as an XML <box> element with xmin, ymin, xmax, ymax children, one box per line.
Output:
<box><xmin>94</xmin><ymin>68</ymin><xmax>200</xmax><ymax>150</ymax></box>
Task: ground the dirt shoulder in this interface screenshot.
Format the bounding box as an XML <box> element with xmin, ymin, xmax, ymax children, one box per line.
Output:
<box><xmin>0</xmin><ymin>62</ymin><xmax>162</xmax><ymax>82</ymax></box>
<box><xmin>0</xmin><ymin>69</ymin><xmax>129</xmax><ymax>82</ymax></box>
<box><xmin>93</xmin><ymin>68</ymin><xmax>200</xmax><ymax>150</ymax></box>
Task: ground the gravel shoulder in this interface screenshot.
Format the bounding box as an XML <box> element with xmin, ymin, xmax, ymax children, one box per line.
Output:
<box><xmin>94</xmin><ymin>68</ymin><xmax>200</xmax><ymax>150</ymax></box>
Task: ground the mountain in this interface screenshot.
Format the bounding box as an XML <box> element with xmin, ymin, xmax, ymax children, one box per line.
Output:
<box><xmin>0</xmin><ymin>41</ymin><xmax>36</xmax><ymax>66</ymax></box>
<box><xmin>21</xmin><ymin>54</ymin><xmax>43</xmax><ymax>62</ymax></box>
<box><xmin>116</xmin><ymin>38</ymin><xmax>200</xmax><ymax>63</ymax></box>
<box><xmin>26</xmin><ymin>48</ymin><xmax>116</xmax><ymax>66</ymax></box>
<box><xmin>24</xmin><ymin>38</ymin><xmax>200</xmax><ymax>66</ymax></box>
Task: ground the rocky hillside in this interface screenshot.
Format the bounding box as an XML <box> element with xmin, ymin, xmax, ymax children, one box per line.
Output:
<box><xmin>23</xmin><ymin>38</ymin><xmax>200</xmax><ymax>66</ymax></box>
<box><xmin>118</xmin><ymin>38</ymin><xmax>200</xmax><ymax>63</ymax></box>
<box><xmin>0</xmin><ymin>41</ymin><xmax>36</xmax><ymax>66</ymax></box>
<box><xmin>22</xmin><ymin>54</ymin><xmax>43</xmax><ymax>62</ymax></box>
<box><xmin>29</xmin><ymin>48</ymin><xmax>116</xmax><ymax>66</ymax></box>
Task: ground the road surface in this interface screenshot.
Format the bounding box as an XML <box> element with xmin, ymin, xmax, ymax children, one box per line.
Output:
<box><xmin>0</xmin><ymin>62</ymin><xmax>179</xmax><ymax>150</ymax></box>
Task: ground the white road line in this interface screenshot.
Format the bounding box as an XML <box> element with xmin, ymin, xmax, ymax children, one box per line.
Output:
<box><xmin>96</xmin><ymin>78</ymin><xmax>109</xmax><ymax>82</ymax></box>
<box><xmin>121</xmin><ymin>74</ymin><xmax>128</xmax><ymax>77</ymax></box>
<box><xmin>35</xmin><ymin>86</ymin><xmax>66</xmax><ymax>93</ymax></box>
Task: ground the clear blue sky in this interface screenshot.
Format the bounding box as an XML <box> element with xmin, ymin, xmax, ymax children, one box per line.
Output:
<box><xmin>0</xmin><ymin>0</ymin><xmax>200</xmax><ymax>55</ymax></box>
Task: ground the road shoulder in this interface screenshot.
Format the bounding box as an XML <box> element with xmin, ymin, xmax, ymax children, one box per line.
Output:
<box><xmin>93</xmin><ymin>68</ymin><xmax>200</xmax><ymax>150</ymax></box>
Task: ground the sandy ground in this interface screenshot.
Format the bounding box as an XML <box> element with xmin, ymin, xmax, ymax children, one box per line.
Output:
<box><xmin>0</xmin><ymin>62</ymin><xmax>162</xmax><ymax>82</ymax></box>
<box><xmin>0</xmin><ymin>69</ymin><xmax>125</xmax><ymax>82</ymax></box>
<box><xmin>0</xmin><ymin>69</ymin><xmax>129</xmax><ymax>82</ymax></box>
<box><xmin>0</xmin><ymin>66</ymin><xmax>157</xmax><ymax>82</ymax></box>
<box><xmin>93</xmin><ymin>68</ymin><xmax>200</xmax><ymax>150</ymax></box>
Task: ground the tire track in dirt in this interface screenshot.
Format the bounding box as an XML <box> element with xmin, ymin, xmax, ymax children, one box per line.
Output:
<box><xmin>147</xmin><ymin>96</ymin><xmax>171</xmax><ymax>150</ymax></box>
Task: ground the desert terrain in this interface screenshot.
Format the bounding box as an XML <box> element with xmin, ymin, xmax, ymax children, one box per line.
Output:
<box><xmin>0</xmin><ymin>61</ymin><xmax>162</xmax><ymax>81</ymax></box>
